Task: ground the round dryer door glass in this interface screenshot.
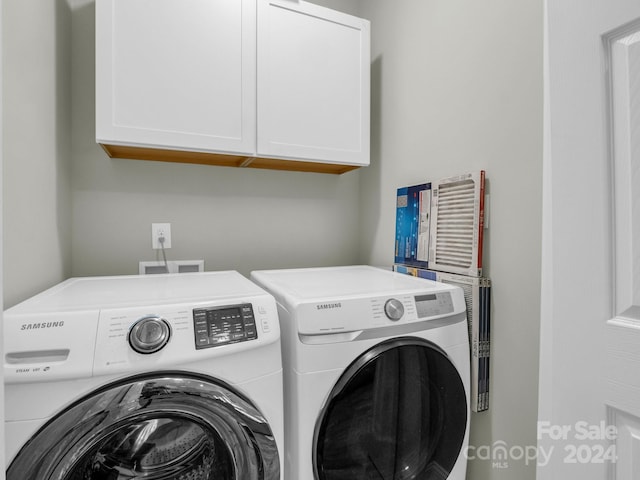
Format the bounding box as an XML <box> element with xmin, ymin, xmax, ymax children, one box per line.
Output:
<box><xmin>314</xmin><ymin>338</ymin><xmax>468</xmax><ymax>480</ymax></box>
<box><xmin>7</xmin><ymin>372</ymin><xmax>280</xmax><ymax>480</ymax></box>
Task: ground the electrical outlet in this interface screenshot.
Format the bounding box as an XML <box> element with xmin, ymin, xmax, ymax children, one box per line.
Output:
<box><xmin>151</xmin><ymin>223</ymin><xmax>172</xmax><ymax>249</ymax></box>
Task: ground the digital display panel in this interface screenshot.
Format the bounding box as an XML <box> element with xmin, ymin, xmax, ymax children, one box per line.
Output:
<box><xmin>415</xmin><ymin>294</ymin><xmax>437</xmax><ymax>303</ymax></box>
<box><xmin>415</xmin><ymin>292</ymin><xmax>454</xmax><ymax>318</ymax></box>
<box><xmin>193</xmin><ymin>304</ymin><xmax>257</xmax><ymax>349</ymax></box>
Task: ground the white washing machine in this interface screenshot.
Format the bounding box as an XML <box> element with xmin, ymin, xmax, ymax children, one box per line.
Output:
<box><xmin>3</xmin><ymin>271</ymin><xmax>284</xmax><ymax>480</ymax></box>
<box><xmin>251</xmin><ymin>265</ymin><xmax>470</xmax><ymax>480</ymax></box>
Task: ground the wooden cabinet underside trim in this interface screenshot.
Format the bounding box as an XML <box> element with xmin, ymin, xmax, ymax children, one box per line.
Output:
<box><xmin>100</xmin><ymin>144</ymin><xmax>360</xmax><ymax>175</ymax></box>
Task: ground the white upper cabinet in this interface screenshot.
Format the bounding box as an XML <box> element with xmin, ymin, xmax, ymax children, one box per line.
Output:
<box><xmin>257</xmin><ymin>0</ymin><xmax>370</xmax><ymax>166</ymax></box>
<box><xmin>96</xmin><ymin>0</ymin><xmax>370</xmax><ymax>174</ymax></box>
<box><xmin>96</xmin><ymin>0</ymin><xmax>257</xmax><ymax>156</ymax></box>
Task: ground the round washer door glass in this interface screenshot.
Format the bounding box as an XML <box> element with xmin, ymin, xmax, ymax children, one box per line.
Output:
<box><xmin>314</xmin><ymin>338</ymin><xmax>467</xmax><ymax>480</ymax></box>
<box><xmin>7</xmin><ymin>372</ymin><xmax>280</xmax><ymax>480</ymax></box>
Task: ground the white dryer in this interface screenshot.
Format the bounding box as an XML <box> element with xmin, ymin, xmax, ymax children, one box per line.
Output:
<box><xmin>4</xmin><ymin>271</ymin><xmax>284</xmax><ymax>480</ymax></box>
<box><xmin>251</xmin><ymin>265</ymin><xmax>470</xmax><ymax>480</ymax></box>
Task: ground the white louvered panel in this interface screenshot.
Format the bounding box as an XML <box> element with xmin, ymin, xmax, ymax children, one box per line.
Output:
<box><xmin>435</xmin><ymin>179</ymin><xmax>475</xmax><ymax>268</ymax></box>
<box><xmin>429</xmin><ymin>171</ymin><xmax>485</xmax><ymax>276</ymax></box>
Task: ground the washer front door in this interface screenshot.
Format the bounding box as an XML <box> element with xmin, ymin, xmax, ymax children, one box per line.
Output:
<box><xmin>314</xmin><ymin>337</ymin><xmax>467</xmax><ymax>480</ymax></box>
<box><xmin>7</xmin><ymin>372</ymin><xmax>280</xmax><ymax>480</ymax></box>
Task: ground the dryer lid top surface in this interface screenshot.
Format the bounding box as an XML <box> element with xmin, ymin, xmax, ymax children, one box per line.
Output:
<box><xmin>6</xmin><ymin>271</ymin><xmax>267</xmax><ymax>313</ymax></box>
<box><xmin>251</xmin><ymin>265</ymin><xmax>449</xmax><ymax>302</ymax></box>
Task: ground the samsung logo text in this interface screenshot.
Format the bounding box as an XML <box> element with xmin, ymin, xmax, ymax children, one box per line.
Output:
<box><xmin>316</xmin><ymin>303</ymin><xmax>342</xmax><ymax>310</ymax></box>
<box><xmin>21</xmin><ymin>321</ymin><xmax>65</xmax><ymax>330</ymax></box>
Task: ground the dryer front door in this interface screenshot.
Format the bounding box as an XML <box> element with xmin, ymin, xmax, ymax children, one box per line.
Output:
<box><xmin>7</xmin><ymin>372</ymin><xmax>280</xmax><ymax>480</ymax></box>
<box><xmin>314</xmin><ymin>338</ymin><xmax>467</xmax><ymax>480</ymax></box>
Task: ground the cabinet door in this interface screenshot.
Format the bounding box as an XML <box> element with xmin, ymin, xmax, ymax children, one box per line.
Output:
<box><xmin>96</xmin><ymin>0</ymin><xmax>256</xmax><ymax>156</ymax></box>
<box><xmin>257</xmin><ymin>0</ymin><xmax>370</xmax><ymax>166</ymax></box>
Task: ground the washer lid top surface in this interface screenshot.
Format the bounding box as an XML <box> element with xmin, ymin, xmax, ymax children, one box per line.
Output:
<box><xmin>251</xmin><ymin>265</ymin><xmax>443</xmax><ymax>302</ymax></box>
<box><xmin>6</xmin><ymin>271</ymin><xmax>266</xmax><ymax>313</ymax></box>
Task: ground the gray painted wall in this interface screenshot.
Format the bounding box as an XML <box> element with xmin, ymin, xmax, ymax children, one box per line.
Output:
<box><xmin>2</xmin><ymin>0</ymin><xmax>72</xmax><ymax>307</ymax></box>
<box><xmin>357</xmin><ymin>1</ymin><xmax>543</xmax><ymax>479</ymax></box>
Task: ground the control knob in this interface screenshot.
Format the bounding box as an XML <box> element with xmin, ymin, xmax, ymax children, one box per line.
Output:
<box><xmin>129</xmin><ymin>316</ymin><xmax>171</xmax><ymax>354</ymax></box>
<box><xmin>384</xmin><ymin>298</ymin><xmax>404</xmax><ymax>321</ymax></box>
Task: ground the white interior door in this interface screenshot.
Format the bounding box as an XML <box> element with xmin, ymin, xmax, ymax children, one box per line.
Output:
<box><xmin>604</xmin><ymin>23</ymin><xmax>640</xmax><ymax>480</ymax></box>
<box><xmin>540</xmin><ymin>0</ymin><xmax>640</xmax><ymax>479</ymax></box>
<box><xmin>0</xmin><ymin>3</ymin><xmax>5</xmax><ymax>477</ymax></box>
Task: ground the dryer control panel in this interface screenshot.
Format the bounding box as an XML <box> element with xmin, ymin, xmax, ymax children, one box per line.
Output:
<box><xmin>414</xmin><ymin>292</ymin><xmax>455</xmax><ymax>318</ymax></box>
<box><xmin>293</xmin><ymin>288</ymin><xmax>464</xmax><ymax>336</ymax></box>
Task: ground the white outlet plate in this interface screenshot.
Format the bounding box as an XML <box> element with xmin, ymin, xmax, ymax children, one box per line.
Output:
<box><xmin>151</xmin><ymin>223</ymin><xmax>172</xmax><ymax>249</ymax></box>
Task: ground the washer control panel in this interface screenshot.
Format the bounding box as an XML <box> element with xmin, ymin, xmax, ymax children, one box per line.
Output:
<box><xmin>193</xmin><ymin>303</ymin><xmax>257</xmax><ymax>349</ymax></box>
